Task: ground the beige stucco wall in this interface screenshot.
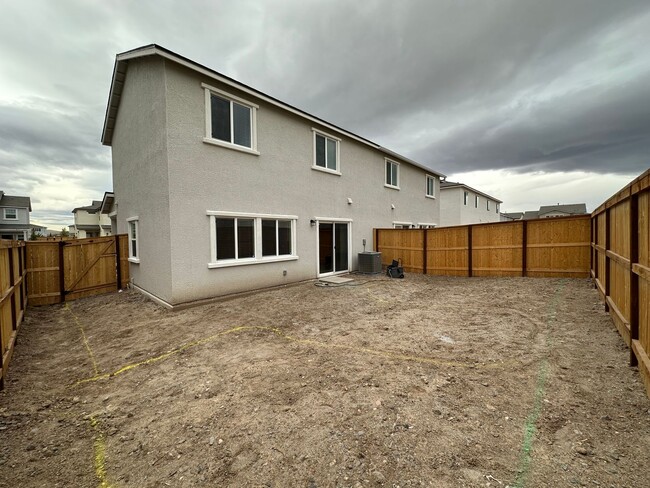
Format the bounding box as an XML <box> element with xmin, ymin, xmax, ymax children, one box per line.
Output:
<box><xmin>110</xmin><ymin>56</ymin><xmax>173</xmax><ymax>303</ymax></box>
<box><xmin>439</xmin><ymin>187</ymin><xmax>501</xmax><ymax>226</ymax></box>
<box><xmin>110</xmin><ymin>57</ymin><xmax>442</xmax><ymax>305</ymax></box>
<box><xmin>73</xmin><ymin>210</ymin><xmax>99</xmax><ymax>226</ymax></box>
<box><xmin>162</xmin><ymin>61</ymin><xmax>440</xmax><ymax>304</ymax></box>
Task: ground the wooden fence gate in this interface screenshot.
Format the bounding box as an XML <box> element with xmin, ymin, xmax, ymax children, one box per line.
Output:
<box><xmin>26</xmin><ymin>235</ymin><xmax>130</xmax><ymax>306</ymax></box>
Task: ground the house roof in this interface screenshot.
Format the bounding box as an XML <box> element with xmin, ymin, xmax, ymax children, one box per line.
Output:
<box><xmin>439</xmin><ymin>180</ymin><xmax>503</xmax><ymax>203</ymax></box>
<box><xmin>501</xmin><ymin>212</ymin><xmax>524</xmax><ymax>220</ymax></box>
<box><xmin>72</xmin><ymin>200</ymin><xmax>102</xmax><ymax>214</ymax></box>
<box><xmin>523</xmin><ymin>211</ymin><xmax>540</xmax><ymax>220</ymax></box>
<box><xmin>0</xmin><ymin>193</ymin><xmax>32</xmax><ymax>211</ymax></box>
<box><xmin>75</xmin><ymin>224</ymin><xmax>101</xmax><ymax>231</ymax></box>
<box><xmin>538</xmin><ymin>203</ymin><xmax>587</xmax><ymax>216</ymax></box>
<box><xmin>100</xmin><ymin>191</ymin><xmax>115</xmax><ymax>214</ymax></box>
<box><xmin>101</xmin><ymin>44</ymin><xmax>445</xmax><ymax>178</ymax></box>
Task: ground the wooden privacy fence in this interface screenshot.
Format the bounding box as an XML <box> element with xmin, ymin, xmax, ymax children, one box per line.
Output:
<box><xmin>375</xmin><ymin>215</ymin><xmax>591</xmax><ymax>278</ymax></box>
<box><xmin>26</xmin><ymin>234</ymin><xmax>130</xmax><ymax>306</ymax></box>
<box><xmin>591</xmin><ymin>169</ymin><xmax>650</xmax><ymax>396</ymax></box>
<box><xmin>0</xmin><ymin>240</ymin><xmax>27</xmax><ymax>389</ymax></box>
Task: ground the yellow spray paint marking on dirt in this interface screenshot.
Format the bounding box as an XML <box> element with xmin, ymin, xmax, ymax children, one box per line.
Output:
<box><xmin>66</xmin><ymin>302</ymin><xmax>100</xmax><ymax>376</ymax></box>
<box><xmin>72</xmin><ymin>325</ymin><xmax>515</xmax><ymax>387</ymax></box>
<box><xmin>66</xmin><ymin>303</ymin><xmax>114</xmax><ymax>487</ymax></box>
<box><xmin>90</xmin><ymin>416</ymin><xmax>113</xmax><ymax>488</ymax></box>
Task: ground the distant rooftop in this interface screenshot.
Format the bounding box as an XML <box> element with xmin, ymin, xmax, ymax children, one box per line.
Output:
<box><xmin>72</xmin><ymin>200</ymin><xmax>103</xmax><ymax>214</ymax></box>
<box><xmin>439</xmin><ymin>180</ymin><xmax>502</xmax><ymax>203</ymax></box>
<box><xmin>503</xmin><ymin>203</ymin><xmax>588</xmax><ymax>220</ymax></box>
<box><xmin>0</xmin><ymin>192</ymin><xmax>32</xmax><ymax>211</ymax></box>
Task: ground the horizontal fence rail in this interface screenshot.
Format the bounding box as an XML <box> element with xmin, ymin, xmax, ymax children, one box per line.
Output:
<box><xmin>0</xmin><ymin>240</ymin><xmax>27</xmax><ymax>389</ymax></box>
<box><xmin>375</xmin><ymin>215</ymin><xmax>591</xmax><ymax>278</ymax></box>
<box><xmin>591</xmin><ymin>168</ymin><xmax>650</xmax><ymax>398</ymax></box>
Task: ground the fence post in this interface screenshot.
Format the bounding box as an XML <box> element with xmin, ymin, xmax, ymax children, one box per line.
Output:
<box><xmin>374</xmin><ymin>229</ymin><xmax>379</xmax><ymax>252</ymax></box>
<box><xmin>630</xmin><ymin>194</ymin><xmax>639</xmax><ymax>366</ymax></box>
<box><xmin>522</xmin><ymin>221</ymin><xmax>528</xmax><ymax>277</ymax></box>
<box><xmin>422</xmin><ymin>229</ymin><xmax>427</xmax><ymax>275</ymax></box>
<box><xmin>593</xmin><ymin>214</ymin><xmax>599</xmax><ymax>288</ymax></box>
<box><xmin>8</xmin><ymin>246</ymin><xmax>16</xmax><ymax>331</ymax></box>
<box><xmin>58</xmin><ymin>241</ymin><xmax>66</xmax><ymax>303</ymax></box>
<box><xmin>467</xmin><ymin>225</ymin><xmax>473</xmax><ymax>277</ymax></box>
<box><xmin>115</xmin><ymin>235</ymin><xmax>122</xmax><ymax>291</ymax></box>
<box><xmin>604</xmin><ymin>208</ymin><xmax>611</xmax><ymax>312</ymax></box>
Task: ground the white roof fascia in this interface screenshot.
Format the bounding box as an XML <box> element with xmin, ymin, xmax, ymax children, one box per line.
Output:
<box><xmin>105</xmin><ymin>45</ymin><xmax>446</xmax><ymax>178</ymax></box>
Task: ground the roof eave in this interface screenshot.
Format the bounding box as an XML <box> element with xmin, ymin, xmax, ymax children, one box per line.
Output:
<box><xmin>100</xmin><ymin>44</ymin><xmax>445</xmax><ymax>176</ymax></box>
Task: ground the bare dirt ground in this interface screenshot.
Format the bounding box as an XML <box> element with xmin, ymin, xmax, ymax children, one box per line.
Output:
<box><xmin>1</xmin><ymin>275</ymin><xmax>649</xmax><ymax>488</ymax></box>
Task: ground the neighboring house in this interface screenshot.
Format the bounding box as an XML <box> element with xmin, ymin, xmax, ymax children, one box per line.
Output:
<box><xmin>0</xmin><ymin>191</ymin><xmax>32</xmax><ymax>240</ymax></box>
<box><xmin>101</xmin><ymin>44</ymin><xmax>445</xmax><ymax>307</ymax></box>
<box><xmin>502</xmin><ymin>204</ymin><xmax>587</xmax><ymax>221</ymax></box>
<box><xmin>30</xmin><ymin>223</ymin><xmax>48</xmax><ymax>236</ymax></box>
<box><xmin>71</xmin><ymin>200</ymin><xmax>113</xmax><ymax>238</ymax></box>
<box><xmin>99</xmin><ymin>191</ymin><xmax>117</xmax><ymax>235</ymax></box>
<box><xmin>438</xmin><ymin>180</ymin><xmax>502</xmax><ymax>226</ymax></box>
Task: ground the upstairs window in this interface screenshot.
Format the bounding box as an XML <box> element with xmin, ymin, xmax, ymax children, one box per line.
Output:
<box><xmin>4</xmin><ymin>208</ymin><xmax>17</xmax><ymax>220</ymax></box>
<box><xmin>313</xmin><ymin>130</ymin><xmax>340</xmax><ymax>173</ymax></box>
<box><xmin>426</xmin><ymin>175</ymin><xmax>435</xmax><ymax>198</ymax></box>
<box><xmin>496</xmin><ymin>204</ymin><xmax>500</xmax><ymax>213</ymax></box>
<box><xmin>463</xmin><ymin>191</ymin><xmax>468</xmax><ymax>206</ymax></box>
<box><xmin>385</xmin><ymin>160</ymin><xmax>400</xmax><ymax>189</ymax></box>
<box><xmin>203</xmin><ymin>84</ymin><xmax>258</xmax><ymax>154</ymax></box>
<box><xmin>475</xmin><ymin>195</ymin><xmax>479</xmax><ymax>208</ymax></box>
<box><xmin>487</xmin><ymin>200</ymin><xmax>490</xmax><ymax>211</ymax></box>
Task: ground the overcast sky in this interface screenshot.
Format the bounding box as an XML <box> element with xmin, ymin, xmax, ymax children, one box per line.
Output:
<box><xmin>1</xmin><ymin>0</ymin><xmax>648</xmax><ymax>229</ymax></box>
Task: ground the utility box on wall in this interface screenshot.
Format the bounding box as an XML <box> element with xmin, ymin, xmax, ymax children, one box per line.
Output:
<box><xmin>358</xmin><ymin>251</ymin><xmax>382</xmax><ymax>274</ymax></box>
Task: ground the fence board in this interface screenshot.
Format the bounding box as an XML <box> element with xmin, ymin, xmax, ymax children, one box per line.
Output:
<box><xmin>591</xmin><ymin>168</ymin><xmax>650</xmax><ymax>398</ymax></box>
<box><xmin>377</xmin><ymin>229</ymin><xmax>424</xmax><ymax>273</ymax></box>
<box><xmin>0</xmin><ymin>240</ymin><xmax>27</xmax><ymax>389</ymax></box>
<box><xmin>26</xmin><ymin>235</ymin><xmax>129</xmax><ymax>306</ymax></box>
<box><xmin>376</xmin><ymin>215</ymin><xmax>591</xmax><ymax>278</ymax></box>
<box><xmin>426</xmin><ymin>227</ymin><xmax>468</xmax><ymax>276</ymax></box>
<box><xmin>527</xmin><ymin>217</ymin><xmax>591</xmax><ymax>278</ymax></box>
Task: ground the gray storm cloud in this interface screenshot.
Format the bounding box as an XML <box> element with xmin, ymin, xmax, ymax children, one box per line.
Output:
<box><xmin>0</xmin><ymin>0</ymin><xmax>648</xmax><ymax>225</ymax></box>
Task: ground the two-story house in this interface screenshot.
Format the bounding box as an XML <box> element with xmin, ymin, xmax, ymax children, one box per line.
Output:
<box><xmin>71</xmin><ymin>200</ymin><xmax>113</xmax><ymax>238</ymax></box>
<box><xmin>0</xmin><ymin>191</ymin><xmax>32</xmax><ymax>240</ymax></box>
<box><xmin>101</xmin><ymin>44</ymin><xmax>445</xmax><ymax>307</ymax></box>
<box><xmin>439</xmin><ymin>181</ymin><xmax>502</xmax><ymax>226</ymax></box>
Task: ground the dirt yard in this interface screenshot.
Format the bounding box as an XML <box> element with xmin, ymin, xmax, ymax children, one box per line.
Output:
<box><xmin>1</xmin><ymin>275</ymin><xmax>649</xmax><ymax>487</ymax></box>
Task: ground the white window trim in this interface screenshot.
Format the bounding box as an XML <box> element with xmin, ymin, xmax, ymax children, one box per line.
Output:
<box><xmin>203</xmin><ymin>83</ymin><xmax>259</xmax><ymax>155</ymax></box>
<box><xmin>3</xmin><ymin>208</ymin><xmax>18</xmax><ymax>220</ymax></box>
<box><xmin>126</xmin><ymin>216</ymin><xmax>140</xmax><ymax>264</ymax></box>
<box><xmin>312</xmin><ymin>128</ymin><xmax>341</xmax><ymax>175</ymax></box>
<box><xmin>392</xmin><ymin>221</ymin><xmax>413</xmax><ymax>229</ymax></box>
<box><xmin>385</xmin><ymin>159</ymin><xmax>400</xmax><ymax>190</ymax></box>
<box><xmin>207</xmin><ymin>211</ymin><xmax>298</xmax><ymax>268</ymax></box>
<box><xmin>463</xmin><ymin>191</ymin><xmax>468</xmax><ymax>206</ymax></box>
<box><xmin>475</xmin><ymin>195</ymin><xmax>479</xmax><ymax>208</ymax></box>
<box><xmin>487</xmin><ymin>200</ymin><xmax>490</xmax><ymax>211</ymax></box>
<box><xmin>425</xmin><ymin>174</ymin><xmax>436</xmax><ymax>199</ymax></box>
